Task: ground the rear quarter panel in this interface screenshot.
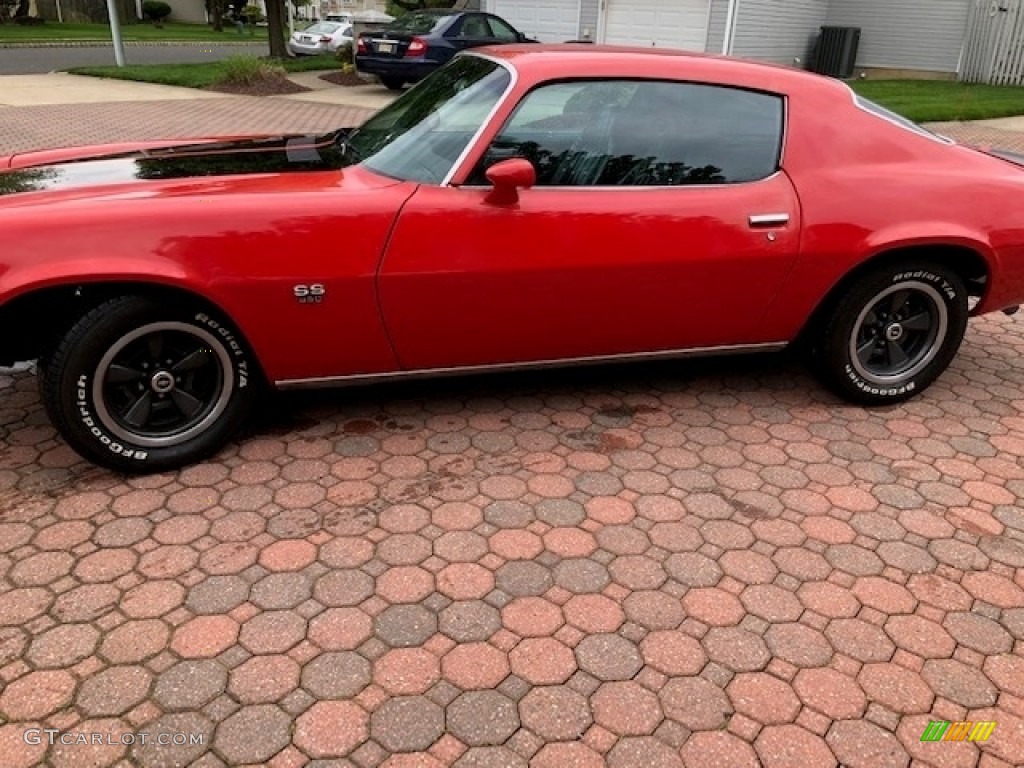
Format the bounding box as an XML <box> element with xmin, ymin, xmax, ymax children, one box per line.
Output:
<box><xmin>769</xmin><ymin>83</ymin><xmax>1024</xmax><ymax>333</ymax></box>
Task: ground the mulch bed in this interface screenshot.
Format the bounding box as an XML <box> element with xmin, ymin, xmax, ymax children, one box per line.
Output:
<box><xmin>207</xmin><ymin>74</ymin><xmax>311</xmax><ymax>97</ymax></box>
<box><xmin>320</xmin><ymin>71</ymin><xmax>371</xmax><ymax>87</ymax></box>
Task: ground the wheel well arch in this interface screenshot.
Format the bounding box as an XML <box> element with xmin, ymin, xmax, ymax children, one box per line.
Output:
<box><xmin>796</xmin><ymin>244</ymin><xmax>989</xmax><ymax>347</ymax></box>
<box><xmin>0</xmin><ymin>281</ymin><xmax>262</xmax><ymax>377</ymax></box>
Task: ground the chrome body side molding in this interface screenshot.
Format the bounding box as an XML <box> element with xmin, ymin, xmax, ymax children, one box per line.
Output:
<box><xmin>275</xmin><ymin>341</ymin><xmax>789</xmax><ymax>390</ymax></box>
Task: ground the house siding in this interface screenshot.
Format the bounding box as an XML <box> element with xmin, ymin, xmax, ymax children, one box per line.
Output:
<box><xmin>825</xmin><ymin>0</ymin><xmax>970</xmax><ymax>73</ymax></box>
<box><xmin>731</xmin><ymin>0</ymin><xmax>829</xmax><ymax>64</ymax></box>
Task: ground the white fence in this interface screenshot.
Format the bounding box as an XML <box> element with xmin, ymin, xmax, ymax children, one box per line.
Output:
<box><xmin>961</xmin><ymin>0</ymin><xmax>1024</xmax><ymax>85</ymax></box>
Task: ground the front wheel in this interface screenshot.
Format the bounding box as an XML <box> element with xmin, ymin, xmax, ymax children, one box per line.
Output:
<box><xmin>380</xmin><ymin>76</ymin><xmax>405</xmax><ymax>91</ymax></box>
<box><xmin>41</xmin><ymin>296</ymin><xmax>258</xmax><ymax>473</ymax></box>
<box><xmin>812</xmin><ymin>261</ymin><xmax>968</xmax><ymax>404</ymax></box>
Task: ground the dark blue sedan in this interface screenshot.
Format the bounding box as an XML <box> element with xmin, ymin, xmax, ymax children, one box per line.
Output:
<box><xmin>355</xmin><ymin>9</ymin><xmax>532</xmax><ymax>91</ymax></box>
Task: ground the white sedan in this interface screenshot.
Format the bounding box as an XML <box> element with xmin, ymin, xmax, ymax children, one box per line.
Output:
<box><xmin>288</xmin><ymin>21</ymin><xmax>353</xmax><ymax>55</ymax></box>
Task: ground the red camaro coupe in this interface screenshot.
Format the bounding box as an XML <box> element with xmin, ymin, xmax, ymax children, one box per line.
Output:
<box><xmin>2</xmin><ymin>46</ymin><xmax>1023</xmax><ymax>472</ymax></box>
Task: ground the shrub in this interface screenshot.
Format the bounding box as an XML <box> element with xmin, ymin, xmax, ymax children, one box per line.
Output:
<box><xmin>14</xmin><ymin>15</ymin><xmax>45</xmax><ymax>25</ymax></box>
<box><xmin>220</xmin><ymin>55</ymin><xmax>285</xmax><ymax>86</ymax></box>
<box><xmin>335</xmin><ymin>41</ymin><xmax>354</xmax><ymax>67</ymax></box>
<box><xmin>240</xmin><ymin>4</ymin><xmax>263</xmax><ymax>23</ymax></box>
<box><xmin>141</xmin><ymin>0</ymin><xmax>172</xmax><ymax>22</ymax></box>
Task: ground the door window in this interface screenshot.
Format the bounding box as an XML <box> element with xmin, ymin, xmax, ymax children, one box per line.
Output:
<box><xmin>486</xmin><ymin>16</ymin><xmax>520</xmax><ymax>41</ymax></box>
<box><xmin>459</xmin><ymin>15</ymin><xmax>491</xmax><ymax>38</ymax></box>
<box><xmin>468</xmin><ymin>79</ymin><xmax>784</xmax><ymax>186</ymax></box>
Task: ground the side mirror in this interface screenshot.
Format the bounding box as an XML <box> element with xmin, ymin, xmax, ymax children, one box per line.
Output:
<box><xmin>484</xmin><ymin>158</ymin><xmax>536</xmax><ymax>205</ymax></box>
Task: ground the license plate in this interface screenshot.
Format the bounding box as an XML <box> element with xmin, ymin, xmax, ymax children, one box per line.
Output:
<box><xmin>301</xmin><ymin>35</ymin><xmax>312</xmax><ymax>42</ymax></box>
<box><xmin>377</xmin><ymin>42</ymin><xmax>396</xmax><ymax>54</ymax></box>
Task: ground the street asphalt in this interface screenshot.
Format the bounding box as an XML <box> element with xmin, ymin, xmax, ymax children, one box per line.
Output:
<box><xmin>0</xmin><ymin>42</ymin><xmax>269</xmax><ymax>75</ymax></box>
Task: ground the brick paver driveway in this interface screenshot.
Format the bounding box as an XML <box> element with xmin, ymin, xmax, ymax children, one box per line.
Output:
<box><xmin>0</xmin><ymin>99</ymin><xmax>1023</xmax><ymax>767</ymax></box>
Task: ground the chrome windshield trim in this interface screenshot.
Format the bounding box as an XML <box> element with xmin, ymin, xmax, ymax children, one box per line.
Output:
<box><xmin>439</xmin><ymin>52</ymin><xmax>520</xmax><ymax>187</ymax></box>
<box><xmin>275</xmin><ymin>342</ymin><xmax>788</xmax><ymax>390</ymax></box>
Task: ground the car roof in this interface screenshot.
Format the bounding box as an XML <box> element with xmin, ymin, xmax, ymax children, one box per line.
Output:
<box><xmin>472</xmin><ymin>44</ymin><xmax>851</xmax><ymax>99</ymax></box>
<box><xmin>402</xmin><ymin>8</ymin><xmax>462</xmax><ymax>15</ymax></box>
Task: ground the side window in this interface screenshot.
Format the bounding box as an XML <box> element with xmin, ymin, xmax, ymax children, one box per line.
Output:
<box><xmin>468</xmin><ymin>79</ymin><xmax>784</xmax><ymax>187</ymax></box>
<box><xmin>487</xmin><ymin>16</ymin><xmax>520</xmax><ymax>41</ymax></box>
<box><xmin>459</xmin><ymin>15</ymin><xmax>490</xmax><ymax>38</ymax></box>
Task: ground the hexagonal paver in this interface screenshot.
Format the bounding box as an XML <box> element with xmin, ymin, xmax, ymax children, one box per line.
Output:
<box><xmin>239</xmin><ymin>610</ymin><xmax>306</xmax><ymax>654</ymax></box>
<box><xmin>755</xmin><ymin>724</ymin><xmax>836</xmax><ymax>768</ymax></box>
<box><xmin>592</xmin><ymin>681</ymin><xmax>663</xmax><ymax>735</ymax></box>
<box><xmin>0</xmin><ymin>669</ymin><xmax>76</xmax><ymax>720</ymax></box>
<box><xmin>447</xmin><ymin>690</ymin><xmax>519</xmax><ymax>746</ymax></box>
<box><xmin>214</xmin><ymin>704</ymin><xmax>292</xmax><ymax>764</ymax></box>
<box><xmin>374</xmin><ymin>647</ymin><xmax>441</xmax><ymax>695</ymax></box>
<box><xmin>155</xmin><ymin>660</ymin><xmax>229</xmax><ymax>711</ymax></box>
<box><xmin>76</xmin><ymin>666</ymin><xmax>152</xmax><ymax>716</ymax></box>
<box><xmin>661</xmin><ymin>677</ymin><xmax>733</xmax><ymax>730</ymax></box>
<box><xmin>365</xmin><ymin>696</ymin><xmax>444</xmax><ymax>754</ymax></box>
<box><xmin>297</xmin><ymin>700</ymin><xmax>370</xmax><ymax>758</ymax></box>
<box><xmin>921</xmin><ymin>659</ymin><xmax>998</xmax><ymax>708</ymax></box>
<box><xmin>302</xmin><ymin>651</ymin><xmax>372</xmax><ymax>698</ymax></box>
<box><xmin>518</xmin><ymin>685</ymin><xmax>592</xmax><ymax>741</ymax></box>
<box><xmin>132</xmin><ymin>713</ymin><xmax>214</xmax><ymax>767</ymax></box>
<box><xmin>856</xmin><ymin>663</ymin><xmax>933</xmax><ymax>714</ymax></box>
<box><xmin>703</xmin><ymin>627</ymin><xmax>771</xmax><ymax>672</ymax></box>
<box><xmin>376</xmin><ymin>604</ymin><xmax>438</xmax><ymax>647</ymax></box>
<box><xmin>680</xmin><ymin>732</ymin><xmax>760</xmax><ymax>767</ymax></box>
<box><xmin>575</xmin><ymin>633</ymin><xmax>643</xmax><ymax>680</ymax></box>
<box><xmin>440</xmin><ymin>600</ymin><xmax>502</xmax><ymax>642</ymax></box>
<box><xmin>509</xmin><ymin>637</ymin><xmax>576</xmax><ymax>685</ymax></box>
<box><xmin>442</xmin><ymin>642</ymin><xmax>510</xmax><ymax>690</ymax></box>
<box><xmin>793</xmin><ymin>668</ymin><xmax>867</xmax><ymax>719</ymax></box>
<box><xmin>229</xmin><ymin>655</ymin><xmax>300</xmax><ymax>703</ymax></box>
<box><xmin>727</xmin><ymin>672</ymin><xmax>801</xmax><ymax>725</ymax></box>
<box><xmin>826</xmin><ymin>720</ymin><xmax>908</xmax><ymax>768</ymax></box>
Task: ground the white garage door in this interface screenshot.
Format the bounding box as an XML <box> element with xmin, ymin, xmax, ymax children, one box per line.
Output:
<box><xmin>486</xmin><ymin>0</ymin><xmax>580</xmax><ymax>43</ymax></box>
<box><xmin>602</xmin><ymin>0</ymin><xmax>710</xmax><ymax>51</ymax></box>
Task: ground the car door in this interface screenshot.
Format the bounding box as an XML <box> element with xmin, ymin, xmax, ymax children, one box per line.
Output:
<box><xmin>378</xmin><ymin>79</ymin><xmax>801</xmax><ymax>370</ymax></box>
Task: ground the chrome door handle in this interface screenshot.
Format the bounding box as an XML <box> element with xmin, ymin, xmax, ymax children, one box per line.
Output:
<box><xmin>748</xmin><ymin>213</ymin><xmax>790</xmax><ymax>227</ymax></box>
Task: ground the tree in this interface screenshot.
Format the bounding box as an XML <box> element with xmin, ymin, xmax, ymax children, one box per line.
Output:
<box><xmin>264</xmin><ymin>0</ymin><xmax>287</xmax><ymax>58</ymax></box>
<box><xmin>206</xmin><ymin>0</ymin><xmax>231</xmax><ymax>33</ymax></box>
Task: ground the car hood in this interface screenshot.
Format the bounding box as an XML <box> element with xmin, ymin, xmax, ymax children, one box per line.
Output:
<box><xmin>0</xmin><ymin>131</ymin><xmax>356</xmax><ymax>200</ymax></box>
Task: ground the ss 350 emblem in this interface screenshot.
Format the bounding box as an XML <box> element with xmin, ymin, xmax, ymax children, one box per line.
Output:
<box><xmin>293</xmin><ymin>284</ymin><xmax>325</xmax><ymax>304</ymax></box>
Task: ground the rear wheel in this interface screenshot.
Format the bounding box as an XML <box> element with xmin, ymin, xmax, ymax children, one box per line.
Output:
<box><xmin>812</xmin><ymin>260</ymin><xmax>968</xmax><ymax>404</ymax></box>
<box><xmin>380</xmin><ymin>76</ymin><xmax>405</xmax><ymax>91</ymax></box>
<box><xmin>41</xmin><ymin>296</ymin><xmax>258</xmax><ymax>473</ymax></box>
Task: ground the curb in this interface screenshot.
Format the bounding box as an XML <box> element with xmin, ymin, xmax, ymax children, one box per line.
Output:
<box><xmin>0</xmin><ymin>40</ymin><xmax>266</xmax><ymax>49</ymax></box>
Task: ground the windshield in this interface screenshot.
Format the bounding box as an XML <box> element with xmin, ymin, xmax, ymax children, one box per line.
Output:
<box><xmin>385</xmin><ymin>11</ymin><xmax>454</xmax><ymax>35</ymax></box>
<box><xmin>304</xmin><ymin>22</ymin><xmax>344</xmax><ymax>34</ymax></box>
<box><xmin>344</xmin><ymin>55</ymin><xmax>511</xmax><ymax>183</ymax></box>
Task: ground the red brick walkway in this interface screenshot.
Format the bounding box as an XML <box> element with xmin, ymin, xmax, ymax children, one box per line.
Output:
<box><xmin>0</xmin><ymin>97</ymin><xmax>374</xmax><ymax>156</ymax></box>
<box><xmin>0</xmin><ymin>98</ymin><xmax>1022</xmax><ymax>767</ymax></box>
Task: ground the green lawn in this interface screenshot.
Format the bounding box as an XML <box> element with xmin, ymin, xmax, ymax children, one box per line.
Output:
<box><xmin>849</xmin><ymin>79</ymin><xmax>1024</xmax><ymax>123</ymax></box>
<box><xmin>0</xmin><ymin>21</ymin><xmax>266</xmax><ymax>42</ymax></box>
<box><xmin>70</xmin><ymin>55</ymin><xmax>339</xmax><ymax>89</ymax></box>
